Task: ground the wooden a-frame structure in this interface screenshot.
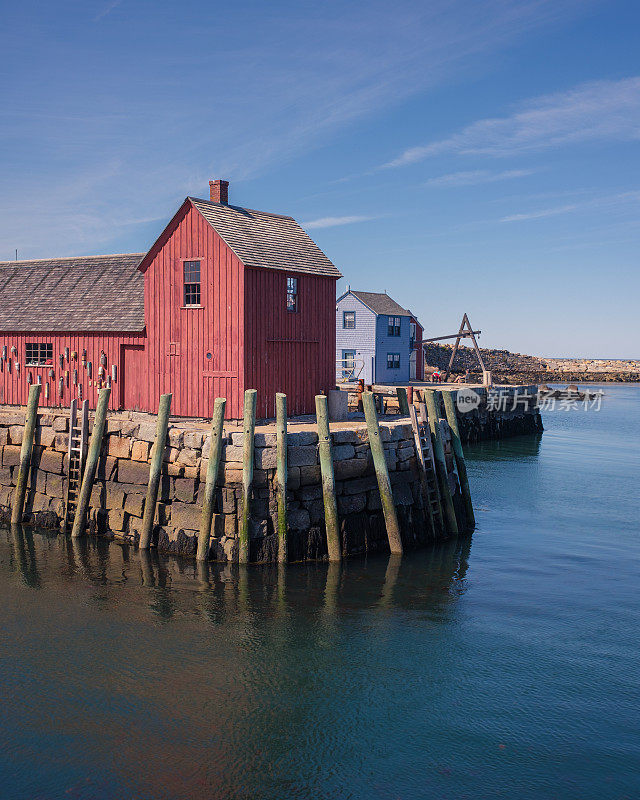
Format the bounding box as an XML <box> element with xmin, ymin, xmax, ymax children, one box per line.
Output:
<box><xmin>422</xmin><ymin>314</ymin><xmax>487</xmax><ymax>381</ymax></box>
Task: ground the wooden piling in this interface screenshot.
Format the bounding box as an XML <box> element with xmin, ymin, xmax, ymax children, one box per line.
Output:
<box><xmin>139</xmin><ymin>393</ymin><xmax>172</xmax><ymax>549</ymax></box>
<box><xmin>275</xmin><ymin>393</ymin><xmax>288</xmax><ymax>563</ymax></box>
<box><xmin>197</xmin><ymin>397</ymin><xmax>226</xmax><ymax>561</ymax></box>
<box><xmin>424</xmin><ymin>390</ymin><xmax>459</xmax><ymax>536</ymax></box>
<box><xmin>396</xmin><ymin>387</ymin><xmax>410</xmax><ymax>416</ymax></box>
<box><xmin>11</xmin><ymin>384</ymin><xmax>41</xmax><ymax>524</ymax></box>
<box><xmin>362</xmin><ymin>391</ymin><xmax>403</xmax><ymax>555</ymax></box>
<box><xmin>442</xmin><ymin>391</ymin><xmax>475</xmax><ymax>530</ymax></box>
<box><xmin>238</xmin><ymin>389</ymin><xmax>257</xmax><ymax>564</ymax></box>
<box><xmin>71</xmin><ymin>387</ymin><xmax>111</xmax><ymax>538</ymax></box>
<box><xmin>315</xmin><ymin>394</ymin><xmax>341</xmax><ymax>562</ymax></box>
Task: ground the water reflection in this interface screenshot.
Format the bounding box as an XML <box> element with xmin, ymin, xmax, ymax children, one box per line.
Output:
<box><xmin>4</xmin><ymin>525</ymin><xmax>473</xmax><ymax>624</ymax></box>
<box><xmin>469</xmin><ymin>432</ymin><xmax>543</xmax><ymax>462</ymax></box>
<box><xmin>10</xmin><ymin>524</ymin><xmax>40</xmax><ymax>588</ymax></box>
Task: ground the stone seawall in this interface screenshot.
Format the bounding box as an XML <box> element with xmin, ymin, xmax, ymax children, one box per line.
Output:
<box><xmin>0</xmin><ymin>390</ymin><xmax>541</xmax><ymax>561</ymax></box>
<box><xmin>445</xmin><ymin>386</ymin><xmax>544</xmax><ymax>442</ymax></box>
<box><xmin>0</xmin><ymin>410</ymin><xmax>462</xmax><ymax>561</ymax></box>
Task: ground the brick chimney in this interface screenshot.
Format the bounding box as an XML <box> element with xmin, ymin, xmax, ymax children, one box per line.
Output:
<box><xmin>209</xmin><ymin>179</ymin><xmax>229</xmax><ymax>204</ymax></box>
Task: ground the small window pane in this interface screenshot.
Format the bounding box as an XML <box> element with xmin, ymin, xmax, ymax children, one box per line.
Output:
<box><xmin>184</xmin><ymin>260</ymin><xmax>200</xmax><ymax>282</ymax></box>
<box><xmin>287</xmin><ymin>276</ymin><xmax>298</xmax><ymax>312</ymax></box>
<box><xmin>26</xmin><ymin>343</ymin><xmax>53</xmax><ymax>366</ymax></box>
<box><xmin>387</xmin><ymin>352</ymin><xmax>400</xmax><ymax>369</ymax></box>
<box><xmin>183</xmin><ymin>260</ymin><xmax>201</xmax><ymax>306</ymax></box>
<box><xmin>343</xmin><ymin>311</ymin><xmax>355</xmax><ymax>329</ymax></box>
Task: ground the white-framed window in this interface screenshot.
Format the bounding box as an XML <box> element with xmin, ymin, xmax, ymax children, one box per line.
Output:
<box><xmin>287</xmin><ymin>276</ymin><xmax>298</xmax><ymax>312</ymax></box>
<box><xmin>343</xmin><ymin>311</ymin><xmax>356</xmax><ymax>329</ymax></box>
<box><xmin>387</xmin><ymin>316</ymin><xmax>401</xmax><ymax>336</ymax></box>
<box><xmin>26</xmin><ymin>343</ymin><xmax>53</xmax><ymax>366</ymax></box>
<box><xmin>342</xmin><ymin>349</ymin><xmax>356</xmax><ymax>378</ymax></box>
<box><xmin>387</xmin><ymin>352</ymin><xmax>400</xmax><ymax>370</ymax></box>
<box><xmin>183</xmin><ymin>260</ymin><xmax>201</xmax><ymax>306</ymax></box>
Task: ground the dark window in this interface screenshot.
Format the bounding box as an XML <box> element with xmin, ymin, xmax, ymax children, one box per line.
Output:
<box><xmin>287</xmin><ymin>276</ymin><xmax>298</xmax><ymax>312</ymax></box>
<box><xmin>410</xmin><ymin>322</ymin><xmax>416</xmax><ymax>347</ymax></box>
<box><xmin>387</xmin><ymin>316</ymin><xmax>401</xmax><ymax>336</ymax></box>
<box><xmin>183</xmin><ymin>260</ymin><xmax>201</xmax><ymax>306</ymax></box>
<box><xmin>387</xmin><ymin>352</ymin><xmax>400</xmax><ymax>370</ymax></box>
<box><xmin>343</xmin><ymin>311</ymin><xmax>356</xmax><ymax>329</ymax></box>
<box><xmin>26</xmin><ymin>343</ymin><xmax>53</xmax><ymax>366</ymax></box>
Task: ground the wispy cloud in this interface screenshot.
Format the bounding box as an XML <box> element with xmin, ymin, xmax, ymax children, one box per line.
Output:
<box><xmin>0</xmin><ymin>0</ymin><xmax>596</xmax><ymax>256</ymax></box>
<box><xmin>304</xmin><ymin>215</ymin><xmax>376</xmax><ymax>229</ymax></box>
<box><xmin>500</xmin><ymin>190</ymin><xmax>640</xmax><ymax>222</ymax></box>
<box><xmin>385</xmin><ymin>76</ymin><xmax>640</xmax><ymax>168</ymax></box>
<box><xmin>94</xmin><ymin>0</ymin><xmax>123</xmax><ymax>21</ymax></box>
<box><xmin>425</xmin><ymin>168</ymin><xmax>536</xmax><ymax>187</ymax></box>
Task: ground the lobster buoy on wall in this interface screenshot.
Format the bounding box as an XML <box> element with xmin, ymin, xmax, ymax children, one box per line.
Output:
<box><xmin>27</xmin><ymin>372</ymin><xmax>32</xmax><ymax>385</ymax></box>
<box><xmin>87</xmin><ymin>361</ymin><xmax>92</xmax><ymax>378</ymax></box>
<box><xmin>59</xmin><ymin>378</ymin><xmax>64</xmax><ymax>398</ymax></box>
<box><xmin>44</xmin><ymin>383</ymin><xmax>50</xmax><ymax>400</ymax></box>
<box><xmin>101</xmin><ymin>352</ymin><xmax>107</xmax><ymax>367</ymax></box>
<box><xmin>65</xmin><ymin>347</ymin><xmax>70</xmax><ymax>362</ymax></box>
<box><xmin>111</xmin><ymin>364</ymin><xmax>117</xmax><ymax>382</ymax></box>
<box><xmin>78</xmin><ymin>384</ymin><xmax>83</xmax><ymax>399</ymax></box>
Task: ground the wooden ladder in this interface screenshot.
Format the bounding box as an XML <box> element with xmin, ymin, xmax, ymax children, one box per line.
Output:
<box><xmin>63</xmin><ymin>399</ymin><xmax>89</xmax><ymax>533</ymax></box>
<box><xmin>409</xmin><ymin>402</ymin><xmax>444</xmax><ymax>536</ymax></box>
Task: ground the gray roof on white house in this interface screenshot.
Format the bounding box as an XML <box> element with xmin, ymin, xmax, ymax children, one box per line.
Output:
<box><xmin>190</xmin><ymin>197</ymin><xmax>342</xmax><ymax>278</ymax></box>
<box><xmin>348</xmin><ymin>291</ymin><xmax>411</xmax><ymax>317</ymax></box>
<box><xmin>0</xmin><ymin>253</ymin><xmax>145</xmax><ymax>332</ymax></box>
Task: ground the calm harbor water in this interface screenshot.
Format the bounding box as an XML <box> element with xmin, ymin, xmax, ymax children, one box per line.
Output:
<box><xmin>0</xmin><ymin>384</ymin><xmax>638</xmax><ymax>799</ymax></box>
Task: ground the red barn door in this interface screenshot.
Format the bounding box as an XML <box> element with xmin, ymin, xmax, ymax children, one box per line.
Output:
<box><xmin>120</xmin><ymin>344</ymin><xmax>145</xmax><ymax>410</ymax></box>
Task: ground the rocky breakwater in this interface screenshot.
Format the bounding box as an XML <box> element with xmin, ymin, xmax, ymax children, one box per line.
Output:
<box><xmin>0</xmin><ymin>409</ymin><xmax>465</xmax><ymax>562</ymax></box>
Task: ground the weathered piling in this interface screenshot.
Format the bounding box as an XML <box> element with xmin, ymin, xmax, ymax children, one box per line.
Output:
<box><xmin>239</xmin><ymin>389</ymin><xmax>257</xmax><ymax>564</ymax></box>
<box><xmin>139</xmin><ymin>393</ymin><xmax>172</xmax><ymax>549</ymax></box>
<box><xmin>396</xmin><ymin>387</ymin><xmax>410</xmax><ymax>416</ymax></box>
<box><xmin>11</xmin><ymin>384</ymin><xmax>42</xmax><ymax>525</ymax></box>
<box><xmin>71</xmin><ymin>387</ymin><xmax>111</xmax><ymax>538</ymax></box>
<box><xmin>363</xmin><ymin>390</ymin><xmax>403</xmax><ymax>555</ymax></box>
<box><xmin>442</xmin><ymin>391</ymin><xmax>475</xmax><ymax>530</ymax></box>
<box><xmin>196</xmin><ymin>397</ymin><xmax>226</xmax><ymax>561</ymax></box>
<box><xmin>424</xmin><ymin>390</ymin><xmax>459</xmax><ymax>536</ymax></box>
<box><xmin>275</xmin><ymin>393</ymin><xmax>288</xmax><ymax>563</ymax></box>
<box><xmin>11</xmin><ymin>384</ymin><xmax>41</xmax><ymax>524</ymax></box>
<box><xmin>316</xmin><ymin>394</ymin><xmax>341</xmax><ymax>562</ymax></box>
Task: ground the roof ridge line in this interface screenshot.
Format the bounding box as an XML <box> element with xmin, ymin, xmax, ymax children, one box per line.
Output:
<box><xmin>0</xmin><ymin>252</ymin><xmax>145</xmax><ymax>266</ymax></box>
<box><xmin>189</xmin><ymin>196</ymin><xmax>294</xmax><ymax>221</ymax></box>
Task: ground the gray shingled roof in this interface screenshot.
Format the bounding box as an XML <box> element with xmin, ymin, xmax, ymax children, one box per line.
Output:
<box><xmin>0</xmin><ymin>253</ymin><xmax>145</xmax><ymax>332</ymax></box>
<box><xmin>350</xmin><ymin>291</ymin><xmax>411</xmax><ymax>317</ymax></box>
<box><xmin>190</xmin><ymin>197</ymin><xmax>342</xmax><ymax>278</ymax></box>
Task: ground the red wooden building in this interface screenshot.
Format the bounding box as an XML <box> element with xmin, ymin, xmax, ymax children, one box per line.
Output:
<box><xmin>0</xmin><ymin>180</ymin><xmax>341</xmax><ymax>419</ymax></box>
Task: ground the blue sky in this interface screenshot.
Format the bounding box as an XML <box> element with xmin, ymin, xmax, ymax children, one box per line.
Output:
<box><xmin>1</xmin><ymin>0</ymin><xmax>638</xmax><ymax>357</ymax></box>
